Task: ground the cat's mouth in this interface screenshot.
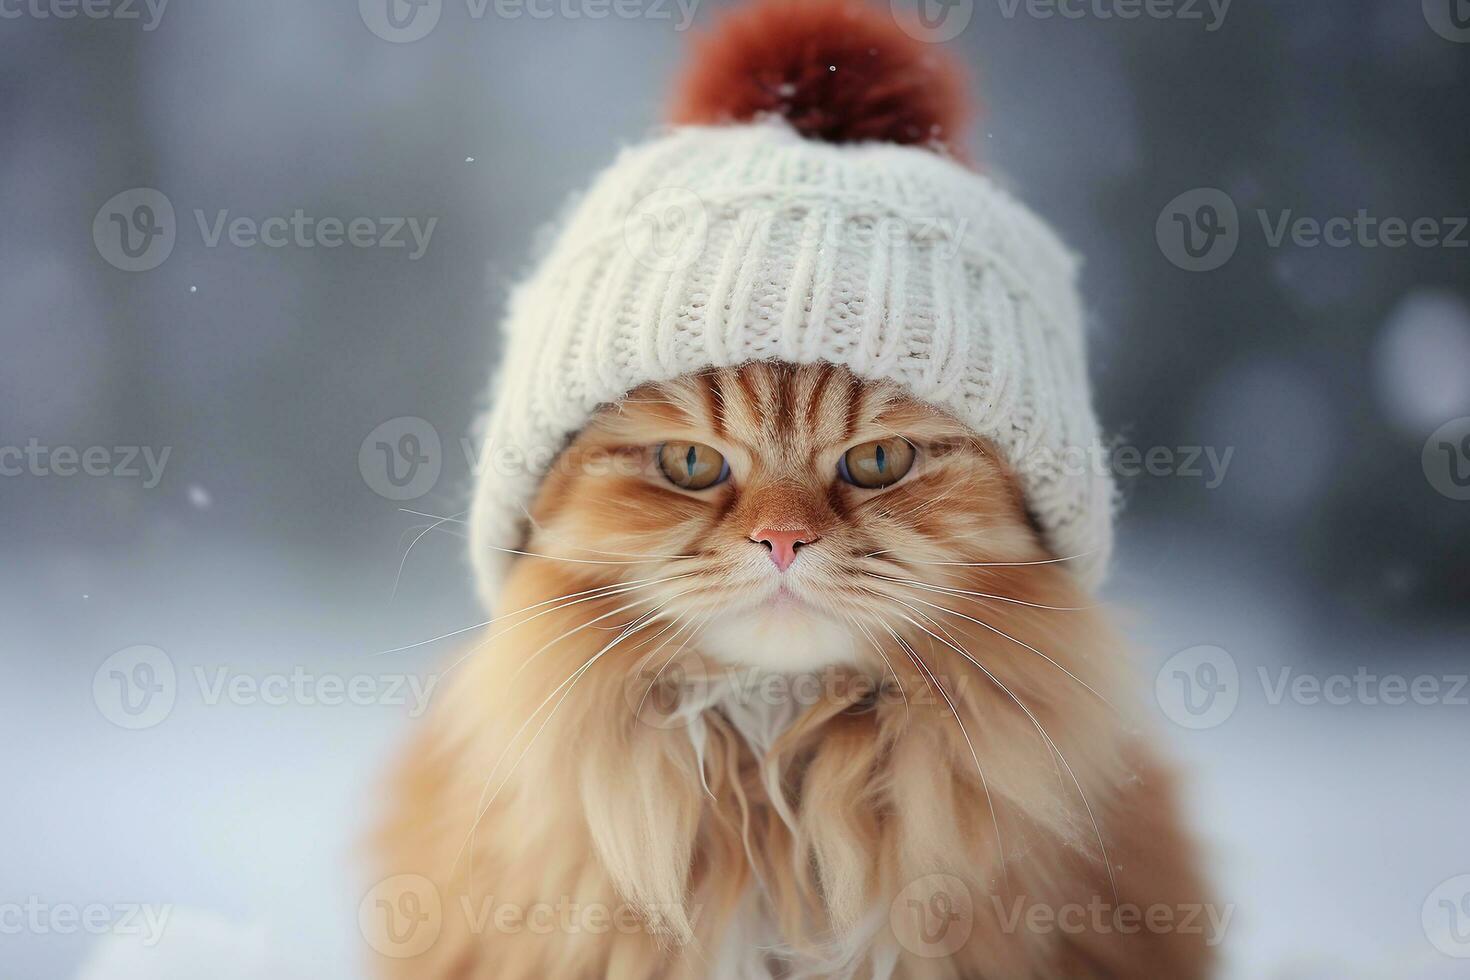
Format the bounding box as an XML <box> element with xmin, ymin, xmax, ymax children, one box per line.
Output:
<box><xmin>766</xmin><ymin>583</ymin><xmax>810</xmax><ymax>610</ymax></box>
<box><xmin>694</xmin><ymin>574</ymin><xmax>862</xmax><ymax>671</ymax></box>
<box><xmin>751</xmin><ymin>572</ymin><xmax>844</xmax><ymax>619</ymax></box>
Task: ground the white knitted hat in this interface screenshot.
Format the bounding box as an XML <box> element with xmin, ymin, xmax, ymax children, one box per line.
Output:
<box><xmin>469</xmin><ymin>7</ymin><xmax>1115</xmax><ymax>604</ymax></box>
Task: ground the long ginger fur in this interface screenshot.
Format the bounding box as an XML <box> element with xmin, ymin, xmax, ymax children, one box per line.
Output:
<box><xmin>374</xmin><ymin>364</ymin><xmax>1216</xmax><ymax>978</ymax></box>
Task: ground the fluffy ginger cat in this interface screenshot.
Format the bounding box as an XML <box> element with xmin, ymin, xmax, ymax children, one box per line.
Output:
<box><xmin>373</xmin><ymin>2</ymin><xmax>1217</xmax><ymax>978</ymax></box>
<box><xmin>374</xmin><ymin>368</ymin><xmax>1215</xmax><ymax>978</ymax></box>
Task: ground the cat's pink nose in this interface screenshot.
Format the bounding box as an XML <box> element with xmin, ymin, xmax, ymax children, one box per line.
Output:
<box><xmin>750</xmin><ymin>528</ymin><xmax>816</xmax><ymax>571</ymax></box>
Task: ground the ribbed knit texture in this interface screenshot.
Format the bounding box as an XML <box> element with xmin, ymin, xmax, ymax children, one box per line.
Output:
<box><xmin>470</xmin><ymin>122</ymin><xmax>1115</xmax><ymax>604</ymax></box>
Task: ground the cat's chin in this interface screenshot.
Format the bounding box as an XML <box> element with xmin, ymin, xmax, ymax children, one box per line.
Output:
<box><xmin>696</xmin><ymin>600</ymin><xmax>862</xmax><ymax>673</ymax></box>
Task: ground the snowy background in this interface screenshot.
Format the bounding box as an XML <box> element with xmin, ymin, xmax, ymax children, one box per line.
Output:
<box><xmin>2</xmin><ymin>0</ymin><xmax>1468</xmax><ymax>977</ymax></box>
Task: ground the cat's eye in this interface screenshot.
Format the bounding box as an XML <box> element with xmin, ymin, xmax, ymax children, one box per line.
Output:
<box><xmin>657</xmin><ymin>441</ymin><xmax>730</xmax><ymax>490</ymax></box>
<box><xmin>838</xmin><ymin>437</ymin><xmax>915</xmax><ymax>489</ymax></box>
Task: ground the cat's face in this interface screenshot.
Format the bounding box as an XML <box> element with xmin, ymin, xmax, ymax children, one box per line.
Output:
<box><xmin>523</xmin><ymin>361</ymin><xmax>1046</xmax><ymax>672</ymax></box>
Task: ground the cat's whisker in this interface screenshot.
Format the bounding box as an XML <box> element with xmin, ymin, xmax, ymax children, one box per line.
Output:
<box><xmin>455</xmin><ymin>595</ymin><xmax>689</xmax><ymax>879</ymax></box>
<box><xmin>454</xmin><ymin>596</ymin><xmax>678</xmax><ymax>885</ymax></box>
<box><xmin>874</xmin><ymin>619</ymin><xmax>1008</xmax><ymax>892</ymax></box>
<box><xmin>391</xmin><ymin>512</ymin><xmax>464</xmax><ymax>599</ymax></box>
<box><xmin>515</xmin><ymin>501</ymin><xmax>703</xmax><ymax>561</ymax></box>
<box><xmin>845</xmin><ymin>614</ymin><xmax>908</xmax><ymax>723</ymax></box>
<box><xmin>400</xmin><ymin>508</ymin><xmax>695</xmax><ymax>565</ymax></box>
<box><xmin>863</xmin><ymin>548</ymin><xmax>1098</xmax><ymax>568</ymax></box>
<box><xmin>478</xmin><ymin>590</ymin><xmax>680</xmax><ymax>685</ymax></box>
<box><xmin>464</xmin><ymin>608</ymin><xmax>682</xmax><ymax>869</ymax></box>
<box><xmin>370</xmin><ymin>572</ymin><xmax>691</xmax><ymax>657</ymax></box>
<box><xmin>613</xmin><ymin>396</ymin><xmax>686</xmax><ymax>406</ymax></box>
<box><xmin>461</xmin><ymin>605</ymin><xmax>672</xmax><ymax>900</ymax></box>
<box><xmin>896</xmin><ymin>599</ymin><xmax>1064</xmax><ymax>786</ymax></box>
<box><xmin>877</xmin><ymin>597</ymin><xmax>1120</xmax><ymax>907</ymax></box>
<box><xmin>627</xmin><ymin>611</ymin><xmax>694</xmax><ymax>688</ymax></box>
<box><xmin>612</xmin><ymin>613</ymin><xmax>692</xmax><ymax>708</ymax></box>
<box><xmin>486</xmin><ymin>544</ymin><xmax>686</xmax><ymax>565</ymax></box>
<box><xmin>866</xmin><ymin>573</ymin><xmax>1095</xmax><ymax>612</ymax></box>
<box><xmin>398</xmin><ymin>507</ymin><xmax>468</xmax><ymax>524</ymax></box>
<box><xmin>867</xmin><ymin>583</ymin><xmax>1116</xmax><ymax>712</ymax></box>
<box><xmin>886</xmin><ymin>480</ymin><xmax>960</xmax><ymax>523</ymax></box>
<box><xmin>475</xmin><ymin>602</ymin><xmax>671</xmax><ymax>792</ymax></box>
<box><xmin>632</xmin><ymin>614</ymin><xmax>706</xmax><ymax>739</ymax></box>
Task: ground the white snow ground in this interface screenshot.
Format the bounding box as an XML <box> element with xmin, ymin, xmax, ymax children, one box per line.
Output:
<box><xmin>5</xmin><ymin>519</ymin><xmax>1466</xmax><ymax>980</ymax></box>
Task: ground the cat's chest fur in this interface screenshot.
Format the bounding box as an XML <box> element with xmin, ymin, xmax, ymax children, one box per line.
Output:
<box><xmin>676</xmin><ymin>668</ymin><xmax>890</xmax><ymax>980</ymax></box>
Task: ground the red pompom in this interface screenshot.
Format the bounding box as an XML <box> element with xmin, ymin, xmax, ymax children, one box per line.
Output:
<box><xmin>669</xmin><ymin>0</ymin><xmax>973</xmax><ymax>157</ymax></box>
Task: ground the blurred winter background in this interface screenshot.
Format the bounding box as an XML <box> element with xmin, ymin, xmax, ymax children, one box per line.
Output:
<box><xmin>2</xmin><ymin>0</ymin><xmax>1468</xmax><ymax>977</ymax></box>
